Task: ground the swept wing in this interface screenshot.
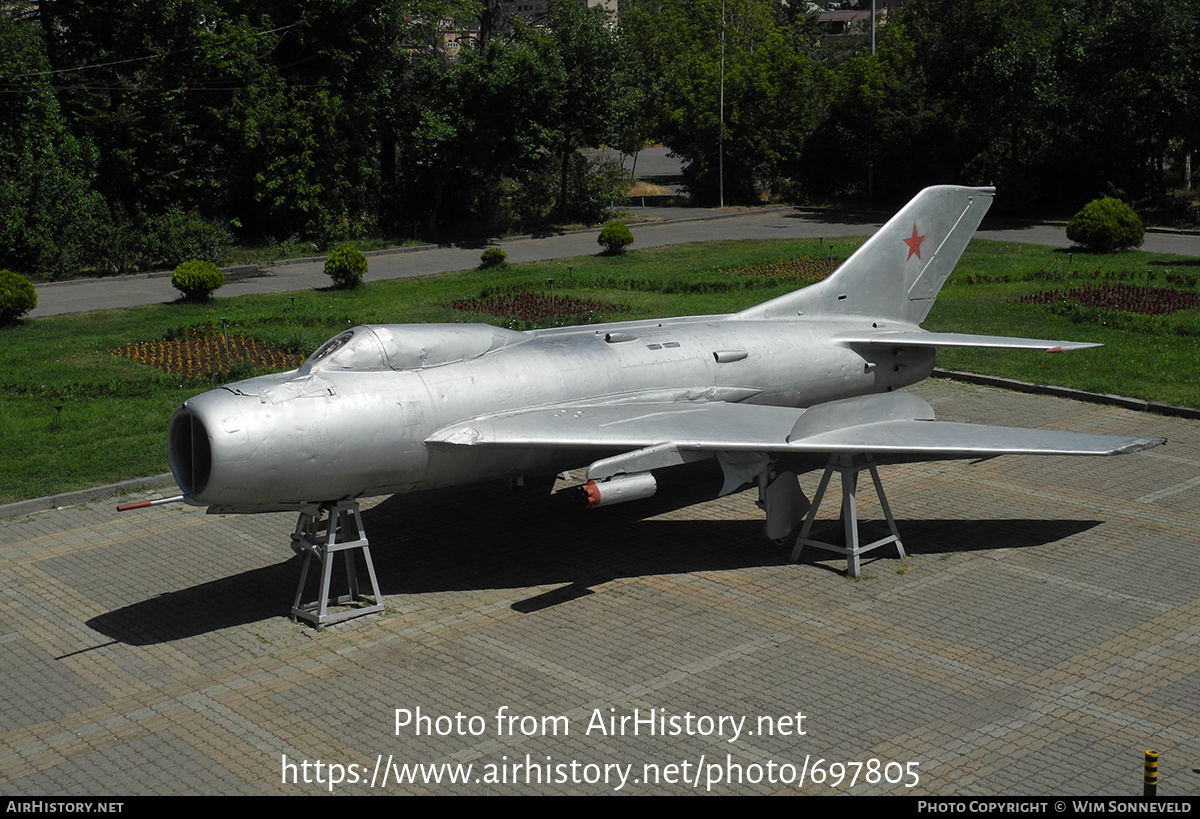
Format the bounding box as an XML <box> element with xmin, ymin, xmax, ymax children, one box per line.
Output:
<box><xmin>426</xmin><ymin>392</ymin><xmax>1163</xmax><ymax>460</ymax></box>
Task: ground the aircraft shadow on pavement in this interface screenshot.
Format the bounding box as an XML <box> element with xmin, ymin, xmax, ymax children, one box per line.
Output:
<box><xmin>86</xmin><ymin>462</ymin><xmax>1100</xmax><ymax>644</ymax></box>
<box><xmin>783</xmin><ymin>209</ymin><xmax>882</xmax><ymax>227</ymax></box>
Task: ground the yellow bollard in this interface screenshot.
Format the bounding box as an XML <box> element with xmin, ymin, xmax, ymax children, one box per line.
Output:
<box><xmin>1143</xmin><ymin>749</ymin><xmax>1158</xmax><ymax>797</ymax></box>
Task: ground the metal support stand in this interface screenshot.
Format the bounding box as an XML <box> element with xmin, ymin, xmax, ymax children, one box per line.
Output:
<box><xmin>789</xmin><ymin>454</ymin><xmax>905</xmax><ymax>577</ymax></box>
<box><xmin>290</xmin><ymin>501</ymin><xmax>384</xmax><ymax>626</ymax></box>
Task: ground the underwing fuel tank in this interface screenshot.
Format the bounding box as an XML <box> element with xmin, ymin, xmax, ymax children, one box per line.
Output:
<box><xmin>577</xmin><ymin>473</ymin><xmax>658</xmax><ymax>507</ymax></box>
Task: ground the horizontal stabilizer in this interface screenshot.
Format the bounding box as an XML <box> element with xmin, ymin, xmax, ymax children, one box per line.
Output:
<box><xmin>834</xmin><ymin>330</ymin><xmax>1101</xmax><ymax>353</ymax></box>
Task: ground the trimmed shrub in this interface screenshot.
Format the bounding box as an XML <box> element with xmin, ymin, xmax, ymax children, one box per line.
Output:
<box><xmin>480</xmin><ymin>247</ymin><xmax>507</xmax><ymax>268</ymax></box>
<box><xmin>598</xmin><ymin>221</ymin><xmax>634</xmax><ymax>254</ymax></box>
<box><xmin>141</xmin><ymin>208</ymin><xmax>234</xmax><ymax>270</ymax></box>
<box><xmin>1067</xmin><ymin>198</ymin><xmax>1145</xmax><ymax>252</ymax></box>
<box><xmin>171</xmin><ymin>259</ymin><xmax>224</xmax><ymax>301</ymax></box>
<box><xmin>324</xmin><ymin>245</ymin><xmax>368</xmax><ymax>288</ymax></box>
<box><xmin>0</xmin><ymin>268</ymin><xmax>38</xmax><ymax>323</ymax></box>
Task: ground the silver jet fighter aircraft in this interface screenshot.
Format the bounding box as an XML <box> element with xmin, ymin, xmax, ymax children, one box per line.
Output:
<box><xmin>152</xmin><ymin>185</ymin><xmax>1164</xmax><ymax>620</ymax></box>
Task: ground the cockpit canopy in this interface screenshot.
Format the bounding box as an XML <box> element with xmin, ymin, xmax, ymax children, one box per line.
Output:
<box><xmin>298</xmin><ymin>324</ymin><xmax>528</xmax><ymax>374</ymax></box>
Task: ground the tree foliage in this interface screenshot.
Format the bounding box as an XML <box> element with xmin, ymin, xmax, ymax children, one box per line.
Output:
<box><xmin>3</xmin><ymin>0</ymin><xmax>1198</xmax><ymax>279</ymax></box>
<box><xmin>36</xmin><ymin>0</ymin><xmax>408</xmax><ymax>242</ymax></box>
<box><xmin>390</xmin><ymin>0</ymin><xmax>637</xmax><ymax>234</ymax></box>
<box><xmin>802</xmin><ymin>22</ymin><xmax>939</xmax><ymax>201</ymax></box>
<box><xmin>0</xmin><ymin>13</ymin><xmax>104</xmax><ymax>275</ymax></box>
<box><xmin>893</xmin><ymin>0</ymin><xmax>1200</xmax><ymax>208</ymax></box>
<box><xmin>539</xmin><ymin>0</ymin><xmax>627</xmax><ymax>218</ymax></box>
<box><xmin>627</xmin><ymin>0</ymin><xmax>827</xmax><ymax>204</ymax></box>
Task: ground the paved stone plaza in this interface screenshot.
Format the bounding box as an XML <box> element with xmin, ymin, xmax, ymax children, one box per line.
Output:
<box><xmin>1</xmin><ymin>379</ymin><xmax>1197</xmax><ymax>796</ymax></box>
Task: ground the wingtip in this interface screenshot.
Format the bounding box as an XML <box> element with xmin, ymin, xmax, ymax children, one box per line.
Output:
<box><xmin>1114</xmin><ymin>437</ymin><xmax>1168</xmax><ymax>455</ymax></box>
<box><xmin>1047</xmin><ymin>341</ymin><xmax>1103</xmax><ymax>352</ymax></box>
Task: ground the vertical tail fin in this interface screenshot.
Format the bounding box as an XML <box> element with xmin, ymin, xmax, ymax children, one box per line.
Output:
<box><xmin>737</xmin><ymin>185</ymin><xmax>995</xmax><ymax>324</ymax></box>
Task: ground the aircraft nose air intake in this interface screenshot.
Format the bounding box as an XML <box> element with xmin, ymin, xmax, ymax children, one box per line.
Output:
<box><xmin>168</xmin><ymin>406</ymin><xmax>212</xmax><ymax>497</ymax></box>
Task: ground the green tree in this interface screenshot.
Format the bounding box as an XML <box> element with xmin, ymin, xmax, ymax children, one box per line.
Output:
<box><xmin>1050</xmin><ymin>0</ymin><xmax>1199</xmax><ymax>201</ymax></box>
<box><xmin>630</xmin><ymin>0</ymin><xmax>827</xmax><ymax>204</ymax></box>
<box><xmin>892</xmin><ymin>0</ymin><xmax>1200</xmax><ymax>207</ymax></box>
<box><xmin>395</xmin><ymin>30</ymin><xmax>565</xmax><ymax>234</ymax></box>
<box><xmin>38</xmin><ymin>1</ymin><xmax>411</xmax><ymax>243</ymax></box>
<box><xmin>37</xmin><ymin>0</ymin><xmax>219</xmax><ymax>215</ymax></box>
<box><xmin>896</xmin><ymin>0</ymin><xmax>1064</xmax><ymax>203</ymax></box>
<box><xmin>537</xmin><ymin>0</ymin><xmax>626</xmax><ymax>219</ymax></box>
<box><xmin>0</xmin><ymin>12</ymin><xmax>105</xmax><ymax>275</ymax></box>
<box><xmin>802</xmin><ymin>22</ymin><xmax>943</xmax><ymax>202</ymax></box>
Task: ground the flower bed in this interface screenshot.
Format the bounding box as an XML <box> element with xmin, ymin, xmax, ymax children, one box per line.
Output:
<box><xmin>725</xmin><ymin>256</ymin><xmax>841</xmax><ymax>280</ymax></box>
<box><xmin>111</xmin><ymin>335</ymin><xmax>305</xmax><ymax>377</ymax></box>
<box><xmin>1019</xmin><ymin>284</ymin><xmax>1199</xmax><ymax>316</ymax></box>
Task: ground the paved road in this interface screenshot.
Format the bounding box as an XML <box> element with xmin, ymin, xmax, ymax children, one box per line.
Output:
<box><xmin>30</xmin><ymin>206</ymin><xmax>1200</xmax><ymax>319</ymax></box>
<box><xmin>1</xmin><ymin>379</ymin><xmax>1196</xmax><ymax>795</ymax></box>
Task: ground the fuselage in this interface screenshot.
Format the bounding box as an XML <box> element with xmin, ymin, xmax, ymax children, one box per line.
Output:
<box><xmin>168</xmin><ymin>315</ymin><xmax>934</xmax><ymax>512</ymax></box>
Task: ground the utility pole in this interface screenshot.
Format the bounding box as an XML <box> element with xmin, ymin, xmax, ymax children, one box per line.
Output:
<box><xmin>719</xmin><ymin>0</ymin><xmax>726</xmax><ymax>208</ymax></box>
<box><xmin>868</xmin><ymin>0</ymin><xmax>876</xmax><ymax>199</ymax></box>
<box><xmin>871</xmin><ymin>0</ymin><xmax>876</xmax><ymax>55</ymax></box>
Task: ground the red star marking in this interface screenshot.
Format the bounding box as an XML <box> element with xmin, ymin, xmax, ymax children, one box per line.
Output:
<box><xmin>903</xmin><ymin>223</ymin><xmax>925</xmax><ymax>261</ymax></box>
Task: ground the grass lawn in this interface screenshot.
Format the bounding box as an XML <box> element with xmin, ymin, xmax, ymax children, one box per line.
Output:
<box><xmin>1</xmin><ymin>237</ymin><xmax>1196</xmax><ymax>505</ymax></box>
<box><xmin>931</xmin><ymin>242</ymin><xmax>1200</xmax><ymax>407</ymax></box>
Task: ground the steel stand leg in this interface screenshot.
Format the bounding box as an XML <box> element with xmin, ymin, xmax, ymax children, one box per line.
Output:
<box><xmin>789</xmin><ymin>454</ymin><xmax>906</xmax><ymax>576</ymax></box>
<box><xmin>290</xmin><ymin>501</ymin><xmax>384</xmax><ymax>625</ymax></box>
